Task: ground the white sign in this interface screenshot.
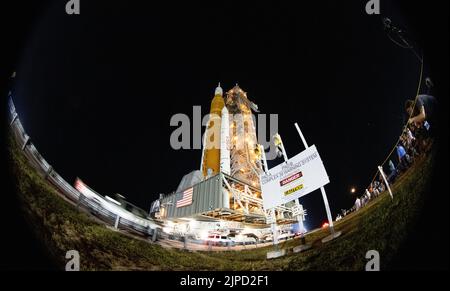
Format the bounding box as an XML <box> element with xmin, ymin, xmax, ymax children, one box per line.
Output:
<box><xmin>261</xmin><ymin>145</ymin><xmax>330</xmax><ymax>209</ymax></box>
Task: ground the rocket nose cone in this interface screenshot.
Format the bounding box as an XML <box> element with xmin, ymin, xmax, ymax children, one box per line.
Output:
<box><xmin>221</xmin><ymin>106</ymin><xmax>229</xmax><ymax>114</ymax></box>
<box><xmin>215</xmin><ymin>85</ymin><xmax>223</xmax><ymax>96</ymax></box>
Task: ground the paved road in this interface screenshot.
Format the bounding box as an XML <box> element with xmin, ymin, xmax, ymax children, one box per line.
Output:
<box><xmin>156</xmin><ymin>238</ymin><xmax>275</xmax><ymax>252</ymax></box>
<box><xmin>22</xmin><ymin>145</ymin><xmax>307</xmax><ymax>253</ymax></box>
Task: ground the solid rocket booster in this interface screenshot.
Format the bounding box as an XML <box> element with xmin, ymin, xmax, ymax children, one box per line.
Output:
<box><xmin>220</xmin><ymin>106</ymin><xmax>231</xmax><ymax>175</ymax></box>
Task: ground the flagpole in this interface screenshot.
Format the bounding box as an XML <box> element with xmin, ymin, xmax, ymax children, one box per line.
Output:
<box><xmin>294</xmin><ymin>123</ymin><xmax>341</xmax><ymax>243</ymax></box>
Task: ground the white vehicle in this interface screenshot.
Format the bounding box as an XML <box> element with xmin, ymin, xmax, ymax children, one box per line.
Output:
<box><xmin>205</xmin><ymin>234</ymin><xmax>234</xmax><ymax>246</ymax></box>
<box><xmin>261</xmin><ymin>234</ymin><xmax>273</xmax><ymax>243</ymax></box>
<box><xmin>230</xmin><ymin>234</ymin><xmax>257</xmax><ymax>245</ymax></box>
<box><xmin>278</xmin><ymin>232</ymin><xmax>295</xmax><ymax>241</ymax></box>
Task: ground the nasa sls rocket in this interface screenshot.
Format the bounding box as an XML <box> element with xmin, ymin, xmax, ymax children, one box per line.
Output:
<box><xmin>201</xmin><ymin>83</ymin><xmax>260</xmax><ymax>187</ymax></box>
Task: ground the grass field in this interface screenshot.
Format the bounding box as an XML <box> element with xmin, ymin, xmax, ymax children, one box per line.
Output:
<box><xmin>8</xmin><ymin>135</ymin><xmax>434</xmax><ymax>271</ymax></box>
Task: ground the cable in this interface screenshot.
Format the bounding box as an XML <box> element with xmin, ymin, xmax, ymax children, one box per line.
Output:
<box><xmin>383</xmin><ymin>17</ymin><xmax>423</xmax><ymax>63</ymax></box>
<box><xmin>387</xmin><ymin>32</ymin><xmax>413</xmax><ymax>49</ymax></box>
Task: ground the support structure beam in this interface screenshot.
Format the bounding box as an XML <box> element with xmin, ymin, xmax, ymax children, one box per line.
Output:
<box><xmin>378</xmin><ymin>166</ymin><xmax>394</xmax><ymax>200</ymax></box>
<box><xmin>22</xmin><ymin>135</ymin><xmax>30</xmax><ymax>150</ymax></box>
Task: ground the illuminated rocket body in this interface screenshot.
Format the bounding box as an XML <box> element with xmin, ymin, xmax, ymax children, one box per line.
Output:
<box><xmin>202</xmin><ymin>84</ymin><xmax>225</xmax><ymax>177</ymax></box>
<box><xmin>202</xmin><ymin>84</ymin><xmax>261</xmax><ymax>187</ymax></box>
<box><xmin>220</xmin><ymin>106</ymin><xmax>231</xmax><ymax>175</ymax></box>
<box><xmin>226</xmin><ymin>85</ymin><xmax>262</xmax><ymax>187</ymax></box>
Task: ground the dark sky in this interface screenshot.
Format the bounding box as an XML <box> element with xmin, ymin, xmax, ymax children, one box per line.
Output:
<box><xmin>8</xmin><ymin>0</ymin><xmax>438</xmax><ymax>229</ymax></box>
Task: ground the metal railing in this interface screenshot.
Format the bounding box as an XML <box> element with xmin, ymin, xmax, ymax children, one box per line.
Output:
<box><xmin>8</xmin><ymin>97</ymin><xmax>161</xmax><ymax>239</ymax></box>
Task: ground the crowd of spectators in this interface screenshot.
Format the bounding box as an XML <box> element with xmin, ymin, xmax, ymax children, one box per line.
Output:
<box><xmin>337</xmin><ymin>83</ymin><xmax>437</xmax><ymax>221</ymax></box>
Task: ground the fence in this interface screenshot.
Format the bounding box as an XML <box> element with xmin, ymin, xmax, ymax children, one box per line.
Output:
<box><xmin>8</xmin><ymin>97</ymin><xmax>160</xmax><ymax>238</ymax></box>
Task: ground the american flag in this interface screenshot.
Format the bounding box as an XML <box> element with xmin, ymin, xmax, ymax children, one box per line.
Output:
<box><xmin>176</xmin><ymin>187</ymin><xmax>193</xmax><ymax>208</ymax></box>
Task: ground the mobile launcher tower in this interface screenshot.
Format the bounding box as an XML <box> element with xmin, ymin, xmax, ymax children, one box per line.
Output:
<box><xmin>150</xmin><ymin>84</ymin><xmax>299</xmax><ymax>238</ymax></box>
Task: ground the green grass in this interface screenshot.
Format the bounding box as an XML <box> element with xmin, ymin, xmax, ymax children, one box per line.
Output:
<box><xmin>8</xmin><ymin>134</ymin><xmax>434</xmax><ymax>271</ymax></box>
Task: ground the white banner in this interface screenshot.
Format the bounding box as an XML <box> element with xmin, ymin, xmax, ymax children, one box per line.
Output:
<box><xmin>261</xmin><ymin>145</ymin><xmax>330</xmax><ymax>209</ymax></box>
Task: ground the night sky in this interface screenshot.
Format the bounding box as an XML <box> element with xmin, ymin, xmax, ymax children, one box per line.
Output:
<box><xmin>7</xmin><ymin>0</ymin><xmax>445</xmax><ymax>230</ymax></box>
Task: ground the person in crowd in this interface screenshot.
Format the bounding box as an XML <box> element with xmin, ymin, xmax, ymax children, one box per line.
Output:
<box><xmin>387</xmin><ymin>160</ymin><xmax>397</xmax><ymax>183</ymax></box>
<box><xmin>373</xmin><ymin>180</ymin><xmax>378</xmax><ymax>189</ymax></box>
<box><xmin>402</xmin><ymin>128</ymin><xmax>419</xmax><ymax>160</ymax></box>
<box><xmin>355</xmin><ymin>197</ymin><xmax>362</xmax><ymax>211</ymax></box>
<box><xmin>374</xmin><ymin>188</ymin><xmax>380</xmax><ymax>198</ymax></box>
<box><xmin>397</xmin><ymin>143</ymin><xmax>411</xmax><ymax>172</ymax></box>
<box><xmin>406</xmin><ymin>128</ymin><xmax>419</xmax><ymax>158</ymax></box>
<box><xmin>373</xmin><ymin>180</ymin><xmax>381</xmax><ymax>197</ymax></box>
<box><xmin>409</xmin><ymin>125</ymin><xmax>423</xmax><ymax>155</ymax></box>
<box><xmin>376</xmin><ymin>175</ymin><xmax>386</xmax><ymax>193</ymax></box>
<box><xmin>405</xmin><ymin>94</ymin><xmax>438</xmax><ymax>152</ymax></box>
<box><xmin>405</xmin><ymin>128</ymin><xmax>416</xmax><ymax>148</ymax></box>
<box><xmin>369</xmin><ymin>187</ymin><xmax>375</xmax><ymax>199</ymax></box>
<box><xmin>378</xmin><ymin>181</ymin><xmax>385</xmax><ymax>193</ymax></box>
